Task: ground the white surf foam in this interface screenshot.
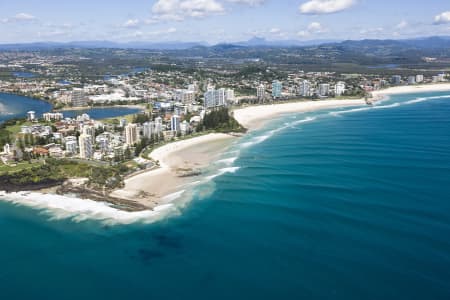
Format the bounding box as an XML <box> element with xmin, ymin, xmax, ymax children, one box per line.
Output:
<box><xmin>331</xmin><ymin>94</ymin><xmax>450</xmax><ymax>116</ymax></box>
<box><xmin>0</xmin><ymin>191</ymin><xmax>178</xmax><ymax>225</ymax></box>
<box><xmin>216</xmin><ymin>156</ymin><xmax>238</xmax><ymax>165</ymax></box>
<box><xmin>205</xmin><ymin>167</ymin><xmax>241</xmax><ymax>180</ymax></box>
<box><xmin>241</xmin><ymin>116</ymin><xmax>317</xmax><ymax>148</ymax></box>
<box><xmin>161</xmin><ymin>190</ymin><xmax>186</xmax><ymax>203</ymax></box>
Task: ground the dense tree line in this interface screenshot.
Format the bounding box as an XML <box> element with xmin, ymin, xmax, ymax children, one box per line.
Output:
<box><xmin>200</xmin><ymin>108</ymin><xmax>245</xmax><ymax>133</ymax></box>
<box><xmin>132</xmin><ymin>113</ymin><xmax>151</xmax><ymax>124</ymax></box>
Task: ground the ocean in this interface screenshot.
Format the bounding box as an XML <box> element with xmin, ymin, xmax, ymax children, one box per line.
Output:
<box><xmin>1</xmin><ymin>91</ymin><xmax>450</xmax><ymax>299</ymax></box>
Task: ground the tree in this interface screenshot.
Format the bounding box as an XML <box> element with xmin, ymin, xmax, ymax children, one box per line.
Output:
<box><xmin>124</xmin><ymin>147</ymin><xmax>133</xmax><ymax>160</ymax></box>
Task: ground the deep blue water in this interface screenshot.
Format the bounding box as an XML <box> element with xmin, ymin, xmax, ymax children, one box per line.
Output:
<box><xmin>367</xmin><ymin>64</ymin><xmax>399</xmax><ymax>69</ymax></box>
<box><xmin>1</xmin><ymin>91</ymin><xmax>450</xmax><ymax>299</ymax></box>
<box><xmin>12</xmin><ymin>71</ymin><xmax>36</xmax><ymax>78</ymax></box>
<box><xmin>0</xmin><ymin>93</ymin><xmax>52</xmax><ymax>122</ymax></box>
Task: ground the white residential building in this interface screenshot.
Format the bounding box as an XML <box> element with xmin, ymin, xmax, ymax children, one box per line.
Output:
<box><xmin>27</xmin><ymin>111</ymin><xmax>36</xmax><ymax>121</ymax></box>
<box><xmin>43</xmin><ymin>112</ymin><xmax>64</xmax><ymax>122</ymax></box>
<box><xmin>416</xmin><ymin>74</ymin><xmax>424</xmax><ymax>83</ymax></box>
<box><xmin>65</xmin><ymin>140</ymin><xmax>78</xmax><ymax>155</ymax></box>
<box><xmin>154</xmin><ymin>117</ymin><xmax>163</xmax><ymax>134</ymax></box>
<box><xmin>225</xmin><ymin>89</ymin><xmax>235</xmax><ymax>104</ymax></box>
<box><xmin>82</xmin><ymin>125</ymin><xmax>96</xmax><ymax>144</ymax></box>
<box><xmin>143</xmin><ymin>121</ymin><xmax>155</xmax><ymax>139</ymax></box>
<box><xmin>257</xmin><ymin>84</ymin><xmax>265</xmax><ymax>101</ymax></box>
<box><xmin>318</xmin><ymin>84</ymin><xmax>330</xmax><ymax>97</ymax></box>
<box><xmin>180</xmin><ymin>121</ymin><xmax>189</xmax><ymax>135</ymax></box>
<box><xmin>335</xmin><ymin>82</ymin><xmax>346</xmax><ymax>96</ymax></box>
<box><xmin>125</xmin><ymin>123</ymin><xmax>139</xmax><ymax>146</ymax></box>
<box><xmin>171</xmin><ymin>115</ymin><xmax>181</xmax><ymax>132</ymax></box>
<box><xmin>272</xmin><ymin>80</ymin><xmax>282</xmax><ymax>98</ymax></box>
<box><xmin>79</xmin><ymin>134</ymin><xmax>93</xmax><ymax>159</ymax></box>
<box><xmin>299</xmin><ymin>80</ymin><xmax>311</xmax><ymax>97</ymax></box>
<box><xmin>176</xmin><ymin>90</ymin><xmax>196</xmax><ymax>104</ymax></box>
<box><xmin>204</xmin><ymin>88</ymin><xmax>228</xmax><ymax>109</ymax></box>
<box><xmin>71</xmin><ymin>88</ymin><xmax>87</xmax><ymax>107</ymax></box>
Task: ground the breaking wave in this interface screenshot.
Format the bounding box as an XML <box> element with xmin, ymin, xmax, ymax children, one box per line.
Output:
<box><xmin>330</xmin><ymin>94</ymin><xmax>450</xmax><ymax>116</ymax></box>
<box><xmin>0</xmin><ymin>191</ymin><xmax>178</xmax><ymax>226</ymax></box>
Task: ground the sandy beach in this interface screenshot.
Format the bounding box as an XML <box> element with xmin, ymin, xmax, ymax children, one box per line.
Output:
<box><xmin>111</xmin><ymin>133</ymin><xmax>235</xmax><ymax>208</ymax></box>
<box><xmin>233</xmin><ymin>99</ymin><xmax>366</xmax><ymax>130</ymax></box>
<box><xmin>372</xmin><ymin>83</ymin><xmax>450</xmax><ymax>96</ymax></box>
<box><xmin>234</xmin><ymin>83</ymin><xmax>450</xmax><ymax>131</ymax></box>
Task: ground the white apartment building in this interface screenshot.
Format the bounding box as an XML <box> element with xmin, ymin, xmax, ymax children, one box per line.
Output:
<box><xmin>204</xmin><ymin>88</ymin><xmax>233</xmax><ymax>109</ymax></box>
<box><xmin>43</xmin><ymin>112</ymin><xmax>64</xmax><ymax>122</ymax></box>
<box><xmin>257</xmin><ymin>84</ymin><xmax>266</xmax><ymax>101</ymax></box>
<box><xmin>143</xmin><ymin>121</ymin><xmax>155</xmax><ymax>139</ymax></box>
<box><xmin>318</xmin><ymin>83</ymin><xmax>330</xmax><ymax>97</ymax></box>
<box><xmin>299</xmin><ymin>80</ymin><xmax>311</xmax><ymax>97</ymax></box>
<box><xmin>335</xmin><ymin>82</ymin><xmax>346</xmax><ymax>96</ymax></box>
<box><xmin>272</xmin><ymin>80</ymin><xmax>282</xmax><ymax>98</ymax></box>
<box><xmin>171</xmin><ymin>115</ymin><xmax>181</xmax><ymax>132</ymax></box>
<box><xmin>71</xmin><ymin>88</ymin><xmax>87</xmax><ymax>107</ymax></box>
<box><xmin>125</xmin><ymin>123</ymin><xmax>139</xmax><ymax>146</ymax></box>
<box><xmin>79</xmin><ymin>134</ymin><xmax>93</xmax><ymax>159</ymax></box>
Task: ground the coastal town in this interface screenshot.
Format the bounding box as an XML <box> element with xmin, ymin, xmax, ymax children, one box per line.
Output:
<box><xmin>0</xmin><ymin>47</ymin><xmax>449</xmax><ymax>209</ymax></box>
<box><xmin>0</xmin><ymin>55</ymin><xmax>448</xmax><ymax>166</ymax></box>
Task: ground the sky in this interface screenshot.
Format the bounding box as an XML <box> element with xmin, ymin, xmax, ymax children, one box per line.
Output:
<box><xmin>0</xmin><ymin>0</ymin><xmax>449</xmax><ymax>44</ymax></box>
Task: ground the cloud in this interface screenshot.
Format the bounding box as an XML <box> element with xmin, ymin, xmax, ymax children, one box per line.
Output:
<box><xmin>269</xmin><ymin>28</ymin><xmax>281</xmax><ymax>34</ymax></box>
<box><xmin>298</xmin><ymin>22</ymin><xmax>327</xmax><ymax>37</ymax></box>
<box><xmin>307</xmin><ymin>22</ymin><xmax>325</xmax><ymax>32</ymax></box>
<box><xmin>151</xmin><ymin>0</ymin><xmax>225</xmax><ymax>21</ymax></box>
<box><xmin>1</xmin><ymin>13</ymin><xmax>37</xmax><ymax>23</ymax></box>
<box><xmin>123</xmin><ymin>19</ymin><xmax>140</xmax><ymax>28</ymax></box>
<box><xmin>13</xmin><ymin>13</ymin><xmax>36</xmax><ymax>21</ymax></box>
<box><xmin>395</xmin><ymin>20</ymin><xmax>408</xmax><ymax>29</ymax></box>
<box><xmin>226</xmin><ymin>0</ymin><xmax>265</xmax><ymax>5</ymax></box>
<box><xmin>358</xmin><ymin>27</ymin><xmax>384</xmax><ymax>35</ymax></box>
<box><xmin>299</xmin><ymin>0</ymin><xmax>356</xmax><ymax>15</ymax></box>
<box><xmin>434</xmin><ymin>11</ymin><xmax>450</xmax><ymax>25</ymax></box>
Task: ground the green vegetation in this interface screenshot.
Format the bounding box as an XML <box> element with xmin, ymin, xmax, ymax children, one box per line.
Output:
<box><xmin>199</xmin><ymin>108</ymin><xmax>246</xmax><ymax>133</ymax></box>
<box><xmin>0</xmin><ymin>158</ymin><xmax>128</xmax><ymax>191</ymax></box>
<box><xmin>0</xmin><ymin>118</ymin><xmax>26</xmax><ymax>148</ymax></box>
<box><xmin>132</xmin><ymin>113</ymin><xmax>151</xmax><ymax>124</ymax></box>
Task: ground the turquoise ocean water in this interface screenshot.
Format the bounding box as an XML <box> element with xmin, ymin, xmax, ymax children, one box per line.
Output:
<box><xmin>0</xmin><ymin>91</ymin><xmax>450</xmax><ymax>299</ymax></box>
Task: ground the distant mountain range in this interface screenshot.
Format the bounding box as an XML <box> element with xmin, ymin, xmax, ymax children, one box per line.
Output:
<box><xmin>0</xmin><ymin>36</ymin><xmax>450</xmax><ymax>51</ymax></box>
<box><xmin>0</xmin><ymin>41</ymin><xmax>208</xmax><ymax>51</ymax></box>
<box><xmin>0</xmin><ymin>37</ymin><xmax>344</xmax><ymax>50</ymax></box>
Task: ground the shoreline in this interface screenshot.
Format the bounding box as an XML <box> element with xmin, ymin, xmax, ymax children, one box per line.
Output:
<box><xmin>110</xmin><ymin>133</ymin><xmax>236</xmax><ymax>208</ymax></box>
<box><xmin>233</xmin><ymin>83</ymin><xmax>450</xmax><ymax>131</ymax></box>
<box><xmin>233</xmin><ymin>99</ymin><xmax>367</xmax><ymax>131</ymax></box>
<box><xmin>2</xmin><ymin>82</ymin><xmax>450</xmax><ymax>222</ymax></box>
<box><xmin>372</xmin><ymin>83</ymin><xmax>450</xmax><ymax>96</ymax></box>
